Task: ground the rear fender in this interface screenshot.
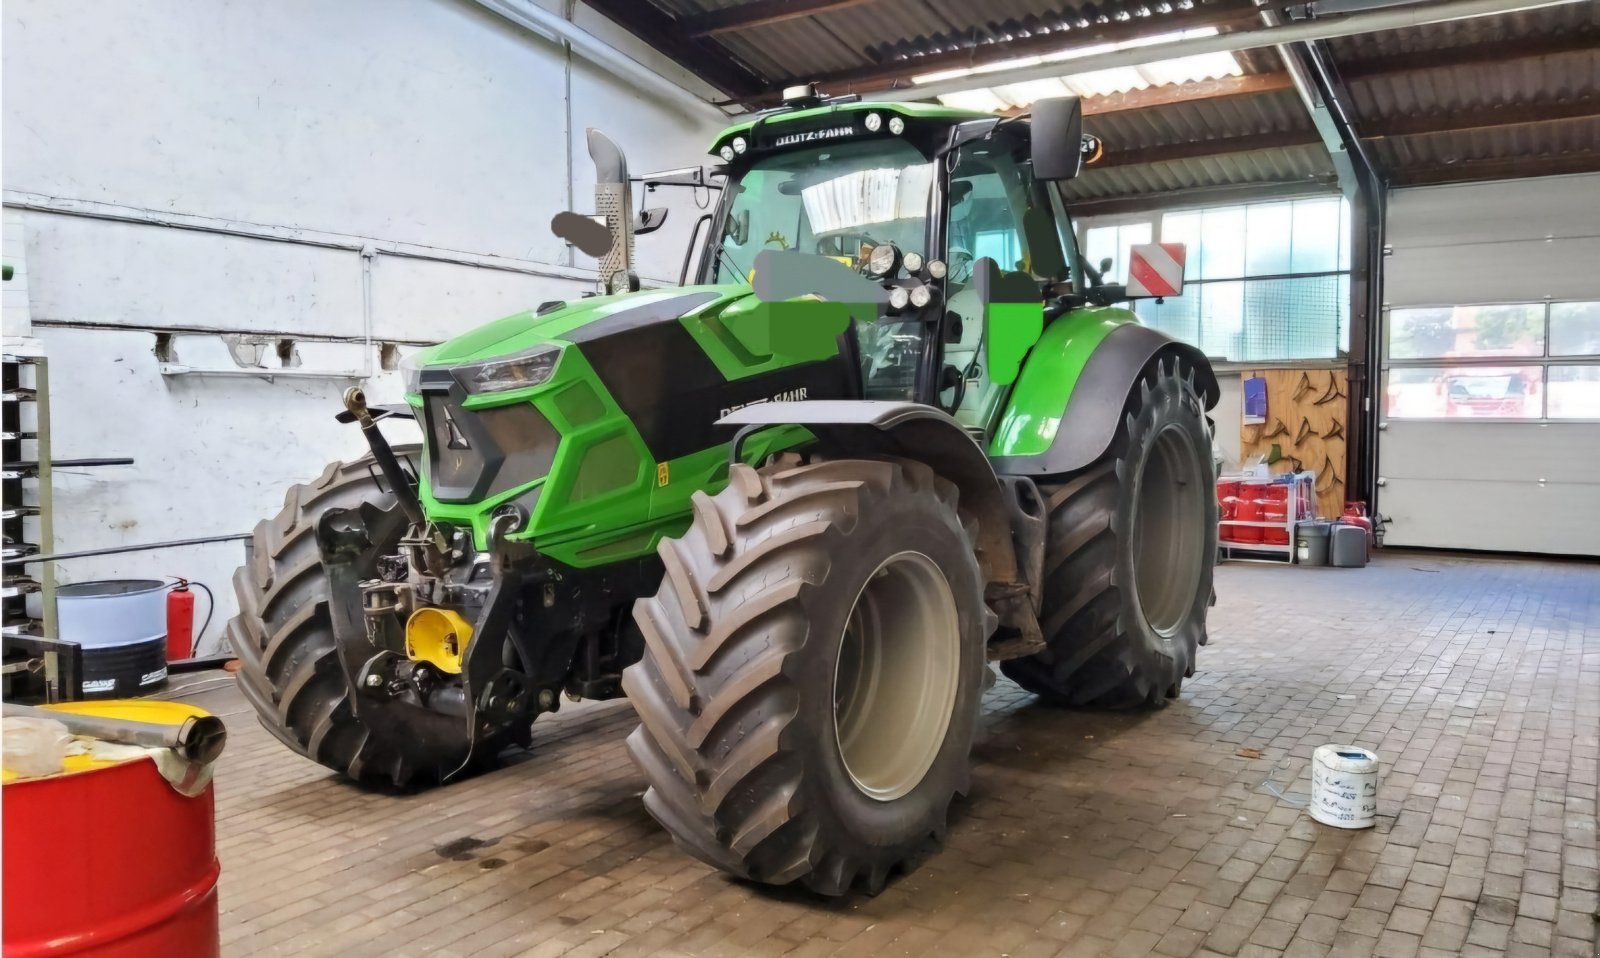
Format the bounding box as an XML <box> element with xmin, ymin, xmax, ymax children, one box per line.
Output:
<box><xmin>989</xmin><ymin>319</ymin><xmax>1217</xmax><ymax>478</ymax></box>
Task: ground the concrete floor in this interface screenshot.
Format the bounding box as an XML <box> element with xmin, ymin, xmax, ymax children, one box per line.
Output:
<box><xmin>184</xmin><ymin>553</ymin><xmax>1599</xmax><ymax>958</ymax></box>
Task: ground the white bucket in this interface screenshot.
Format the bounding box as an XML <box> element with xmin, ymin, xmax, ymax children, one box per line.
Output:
<box><xmin>1310</xmin><ymin>744</ymin><xmax>1379</xmax><ymax>828</ymax></box>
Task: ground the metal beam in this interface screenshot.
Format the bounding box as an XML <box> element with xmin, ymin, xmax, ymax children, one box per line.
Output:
<box><xmin>1362</xmin><ymin>97</ymin><xmax>1600</xmax><ymax>138</ymax></box>
<box><xmin>682</xmin><ymin>0</ymin><xmax>879</xmax><ymax>38</ymax></box>
<box><xmin>578</xmin><ymin>0</ymin><xmax>766</xmax><ymax>100</ymax></box>
<box><xmin>862</xmin><ymin>0</ymin><xmax>1588</xmax><ymax>107</ymax></box>
<box><xmin>1091</xmin><ymin>129</ymin><xmax>1323</xmax><ymax>168</ymax></box>
<box><xmin>1390</xmin><ymin>151</ymin><xmax>1600</xmax><ymax>185</ymax></box>
<box><xmin>1336</xmin><ymin>29</ymin><xmax>1600</xmax><ymax>79</ymax></box>
<box><xmin>1081</xmin><ymin>71</ymin><xmax>1297</xmax><ymax>115</ymax></box>
<box><xmin>473</xmin><ymin>0</ymin><xmax>735</xmax><ymax>120</ymax></box>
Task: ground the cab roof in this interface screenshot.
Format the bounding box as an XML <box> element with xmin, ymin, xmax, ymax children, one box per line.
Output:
<box><xmin>709</xmin><ymin>100</ymin><xmax>989</xmax><ymax>157</ymax></box>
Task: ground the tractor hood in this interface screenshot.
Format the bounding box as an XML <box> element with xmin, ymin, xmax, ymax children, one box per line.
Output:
<box><xmin>413</xmin><ymin>284</ymin><xmax>753</xmax><ymax>370</ymax></box>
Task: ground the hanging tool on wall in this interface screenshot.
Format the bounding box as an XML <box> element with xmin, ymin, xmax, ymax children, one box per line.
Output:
<box><xmin>1313</xmin><ymin>373</ymin><xmax>1347</xmax><ymax>406</ymax></box>
<box><xmin>1315</xmin><ymin>456</ymin><xmax>1344</xmax><ymax>493</ymax></box>
<box><xmin>1291</xmin><ymin>370</ymin><xmax>1313</xmax><ymax>401</ymax></box>
<box><xmin>1295</xmin><ymin>417</ymin><xmax>1316</xmax><ymax>445</ymax></box>
<box><xmin>1261</xmin><ymin>417</ymin><xmax>1289</xmax><ymax>439</ymax></box>
<box><xmin>1323</xmin><ymin>419</ymin><xmax>1346</xmax><ymax>442</ymax></box>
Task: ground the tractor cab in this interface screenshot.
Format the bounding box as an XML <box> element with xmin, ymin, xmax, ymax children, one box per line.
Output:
<box><xmin>692</xmin><ymin>89</ymin><xmax>1108</xmax><ymax>439</ymax></box>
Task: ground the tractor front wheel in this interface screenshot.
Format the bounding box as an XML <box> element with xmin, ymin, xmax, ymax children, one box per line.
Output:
<box><xmin>228</xmin><ymin>450</ymin><xmax>501</xmax><ymax>788</ymax></box>
<box><xmin>624</xmin><ymin>458</ymin><xmax>987</xmax><ymax>895</ymax></box>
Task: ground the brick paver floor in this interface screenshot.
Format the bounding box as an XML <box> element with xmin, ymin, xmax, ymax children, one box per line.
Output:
<box><xmin>187</xmin><ymin>552</ymin><xmax>1599</xmax><ymax>957</ymax></box>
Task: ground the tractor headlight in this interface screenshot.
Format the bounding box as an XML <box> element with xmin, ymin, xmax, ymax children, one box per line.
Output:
<box><xmin>732</xmin><ymin>136</ymin><xmax>748</xmax><ymax>154</ymax></box>
<box><xmin>909</xmin><ymin>284</ymin><xmax>936</xmax><ymax>309</ymax></box>
<box><xmin>888</xmin><ymin>287</ymin><xmax>911</xmax><ymax>311</ymax></box>
<box><xmin>927</xmin><ymin>259</ymin><xmax>947</xmax><ymax>280</ymax></box>
<box><xmin>867</xmin><ymin>243</ymin><xmax>900</xmax><ymax>277</ymax></box>
<box><xmin>461</xmin><ymin>345</ymin><xmax>562</xmax><ymax>395</ymax></box>
<box><xmin>719</xmin><ymin>145</ymin><xmax>736</xmax><ymax>161</ymax></box>
<box><xmin>864</xmin><ymin>112</ymin><xmax>882</xmax><ymax>132</ymax></box>
<box><xmin>888</xmin><ymin>116</ymin><xmax>905</xmax><ymax>135</ymax></box>
<box><xmin>903</xmin><ymin>251</ymin><xmax>924</xmax><ymax>274</ymax></box>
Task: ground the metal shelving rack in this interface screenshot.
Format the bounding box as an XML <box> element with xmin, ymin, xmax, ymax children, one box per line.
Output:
<box><xmin>1218</xmin><ymin>471</ymin><xmax>1316</xmax><ymax>564</ymax></box>
<box><xmin>2</xmin><ymin>343</ymin><xmax>55</xmax><ymax>646</ymax></box>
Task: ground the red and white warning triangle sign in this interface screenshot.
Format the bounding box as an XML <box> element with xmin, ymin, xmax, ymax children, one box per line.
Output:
<box><xmin>1126</xmin><ymin>243</ymin><xmax>1186</xmax><ymax>298</ymax></box>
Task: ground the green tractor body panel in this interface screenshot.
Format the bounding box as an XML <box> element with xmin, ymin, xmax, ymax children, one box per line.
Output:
<box><xmin>988</xmin><ymin>305</ymin><xmax>1139</xmax><ymax>458</ymax></box>
<box><xmin>407</xmin><ymin>284</ymin><xmax>837</xmax><ymax>567</ymax></box>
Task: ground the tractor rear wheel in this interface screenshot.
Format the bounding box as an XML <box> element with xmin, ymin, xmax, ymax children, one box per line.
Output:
<box><xmin>1001</xmin><ymin>355</ymin><xmax>1216</xmax><ymax>707</ymax></box>
<box><xmin>228</xmin><ymin>449</ymin><xmax>499</xmax><ymax>788</ymax></box>
<box><xmin>625</xmin><ymin>458</ymin><xmax>987</xmax><ymax>895</ymax></box>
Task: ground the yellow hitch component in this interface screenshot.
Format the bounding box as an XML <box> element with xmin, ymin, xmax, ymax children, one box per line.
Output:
<box><xmin>405</xmin><ymin>608</ymin><xmax>473</xmax><ymax>674</ymax></box>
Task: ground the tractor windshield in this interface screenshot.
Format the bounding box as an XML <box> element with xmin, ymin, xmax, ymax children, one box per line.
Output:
<box><xmin>712</xmin><ymin>138</ymin><xmax>934</xmax><ymax>284</ymax></box>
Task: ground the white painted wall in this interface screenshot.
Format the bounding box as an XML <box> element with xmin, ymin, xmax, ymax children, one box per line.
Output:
<box><xmin>1380</xmin><ymin>173</ymin><xmax>1600</xmax><ymax>556</ymax></box>
<box><xmin>2</xmin><ymin>0</ymin><xmax>730</xmax><ymax>653</ymax></box>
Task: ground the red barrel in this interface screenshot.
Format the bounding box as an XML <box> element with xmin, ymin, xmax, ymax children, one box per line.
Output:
<box><xmin>1217</xmin><ymin>479</ymin><xmax>1241</xmax><ymax>504</ymax></box>
<box><xmin>3</xmin><ymin>702</ymin><xmax>220</xmax><ymax>958</ymax></box>
<box><xmin>1220</xmin><ymin>495</ymin><xmax>1241</xmax><ymax>521</ymax></box>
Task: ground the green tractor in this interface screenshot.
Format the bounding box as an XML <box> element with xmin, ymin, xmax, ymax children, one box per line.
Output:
<box><xmin>229</xmin><ymin>87</ymin><xmax>1218</xmax><ymax>895</ymax></box>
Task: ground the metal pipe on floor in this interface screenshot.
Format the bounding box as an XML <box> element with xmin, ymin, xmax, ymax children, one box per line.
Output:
<box><xmin>3</xmin><ymin>703</ymin><xmax>227</xmax><ymax>765</ymax></box>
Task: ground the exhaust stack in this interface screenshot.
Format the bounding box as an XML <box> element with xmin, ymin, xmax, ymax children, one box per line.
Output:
<box><xmin>587</xmin><ymin>129</ymin><xmax>635</xmax><ymax>295</ymax></box>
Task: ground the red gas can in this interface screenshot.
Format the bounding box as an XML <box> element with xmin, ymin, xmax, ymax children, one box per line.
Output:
<box><xmin>1261</xmin><ymin>498</ymin><xmax>1290</xmax><ymax>545</ymax></box>
<box><xmin>166</xmin><ymin>581</ymin><xmax>194</xmax><ymax>662</ymax></box>
<box><xmin>1217</xmin><ymin>479</ymin><xmax>1241</xmax><ymax>504</ymax></box>
<box><xmin>1231</xmin><ymin>499</ymin><xmax>1263</xmax><ymax>543</ymax></box>
<box><xmin>3</xmin><ymin>701</ymin><xmax>220</xmax><ymax>958</ymax></box>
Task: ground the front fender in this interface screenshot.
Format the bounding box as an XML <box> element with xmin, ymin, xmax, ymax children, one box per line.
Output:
<box><xmin>988</xmin><ymin>312</ymin><xmax>1217</xmax><ymax>477</ymax></box>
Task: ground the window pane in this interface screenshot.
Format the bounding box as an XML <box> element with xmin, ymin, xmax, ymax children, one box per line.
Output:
<box><xmin>1245</xmin><ymin>202</ymin><xmax>1293</xmax><ymax>276</ymax></box>
<box><xmin>1084</xmin><ymin>226</ymin><xmax>1119</xmax><ymax>284</ymax></box>
<box><xmin>1550</xmin><ymin>301</ymin><xmax>1600</xmax><ymax>356</ymax></box>
<box><xmin>1337</xmin><ymin>198</ymin><xmax>1352</xmax><ymax>272</ymax></box>
<box><xmin>1388</xmin><ymin>304</ymin><xmax>1546</xmax><ymax>360</ymax></box>
<box><xmin>1161</xmin><ymin>210</ymin><xmax>1202</xmax><ymax>280</ymax></box>
<box><xmin>1548</xmin><ymin>365</ymin><xmax>1600</xmax><ymax>418</ymax></box>
<box><xmin>1237</xmin><ymin>275</ymin><xmax>1343</xmax><ymax>362</ymax></box>
<box><xmin>1144</xmin><ymin>287</ymin><xmax>1201</xmax><ymax>346</ymax></box>
<box><xmin>1291</xmin><ymin>197</ymin><xmax>1341</xmax><ymax>273</ymax></box>
<box><xmin>1199</xmin><ymin>281</ymin><xmax>1244</xmax><ymax>359</ymax></box>
<box><xmin>1384</xmin><ymin>366</ymin><xmax>1544</xmax><ymax>419</ymax></box>
<box><xmin>1199</xmin><ymin>207</ymin><xmax>1245</xmax><ymax>279</ymax></box>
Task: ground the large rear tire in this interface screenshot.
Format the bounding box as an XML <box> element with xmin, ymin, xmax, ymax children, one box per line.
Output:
<box><xmin>227</xmin><ymin>450</ymin><xmax>498</xmax><ymax>788</ymax></box>
<box><xmin>624</xmin><ymin>458</ymin><xmax>987</xmax><ymax>895</ymax></box>
<box><xmin>1000</xmin><ymin>354</ymin><xmax>1216</xmax><ymax>708</ymax></box>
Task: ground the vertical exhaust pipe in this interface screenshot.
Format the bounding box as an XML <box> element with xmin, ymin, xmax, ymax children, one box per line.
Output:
<box><xmin>587</xmin><ymin>129</ymin><xmax>636</xmax><ymax>295</ymax></box>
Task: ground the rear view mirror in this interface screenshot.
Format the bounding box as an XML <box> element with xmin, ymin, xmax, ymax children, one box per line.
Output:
<box><xmin>1030</xmin><ymin>96</ymin><xmax>1085</xmax><ymax>181</ymax></box>
<box><xmin>634</xmin><ymin>207</ymin><xmax>669</xmax><ymax>234</ymax></box>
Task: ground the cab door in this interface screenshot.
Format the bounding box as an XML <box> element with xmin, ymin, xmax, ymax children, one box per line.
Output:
<box><xmin>940</xmin><ymin>136</ymin><xmax>1073</xmax><ymax>433</ymax></box>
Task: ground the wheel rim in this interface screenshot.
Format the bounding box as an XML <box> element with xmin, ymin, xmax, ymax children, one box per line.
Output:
<box><xmin>1133</xmin><ymin>424</ymin><xmax>1207</xmax><ymax>636</ymax></box>
<box><xmin>832</xmin><ymin>551</ymin><xmax>961</xmax><ymax>802</ymax></box>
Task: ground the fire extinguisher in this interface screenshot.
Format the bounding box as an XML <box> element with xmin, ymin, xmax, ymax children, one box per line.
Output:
<box><xmin>166</xmin><ymin>578</ymin><xmax>215</xmax><ymax>662</ymax></box>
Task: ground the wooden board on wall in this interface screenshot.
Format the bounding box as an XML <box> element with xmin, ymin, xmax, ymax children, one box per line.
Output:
<box><xmin>1238</xmin><ymin>368</ymin><xmax>1349</xmax><ymax>519</ymax></box>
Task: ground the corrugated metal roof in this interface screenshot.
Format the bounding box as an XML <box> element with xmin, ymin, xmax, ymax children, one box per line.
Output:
<box><xmin>1085</xmin><ymin>87</ymin><xmax>1311</xmax><ymax>148</ymax></box>
<box><xmin>1060</xmin><ymin>143</ymin><xmax>1335</xmax><ymax>201</ymax></box>
<box><xmin>654</xmin><ymin>0</ymin><xmax>1251</xmax><ymax>86</ymax></box>
<box><xmin>617</xmin><ymin>0</ymin><xmax>1600</xmax><ymax>202</ymax></box>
